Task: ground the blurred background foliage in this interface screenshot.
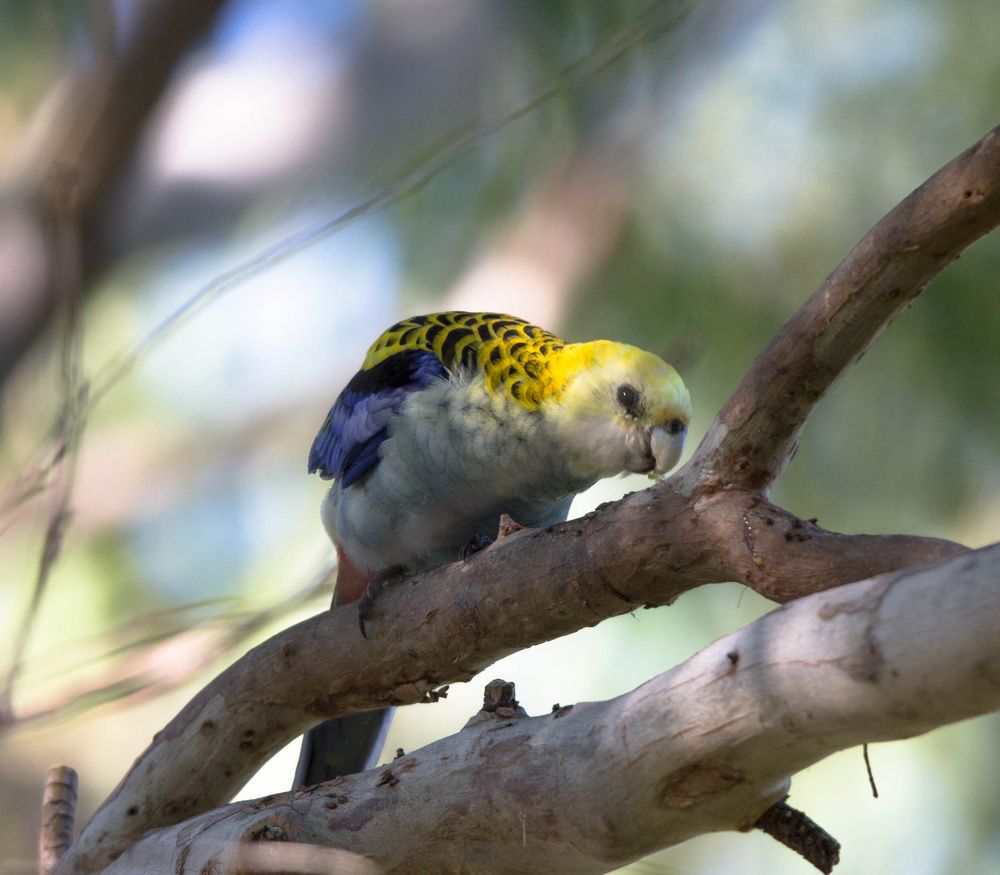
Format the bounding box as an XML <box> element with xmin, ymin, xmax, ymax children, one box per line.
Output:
<box><xmin>1</xmin><ymin>1</ymin><xmax>998</xmax><ymax>872</ymax></box>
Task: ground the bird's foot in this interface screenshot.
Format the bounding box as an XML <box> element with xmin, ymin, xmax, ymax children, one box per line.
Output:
<box><xmin>460</xmin><ymin>533</ymin><xmax>494</xmax><ymax>561</ymax></box>
<box><xmin>358</xmin><ymin>564</ymin><xmax>406</xmax><ymax>639</ymax></box>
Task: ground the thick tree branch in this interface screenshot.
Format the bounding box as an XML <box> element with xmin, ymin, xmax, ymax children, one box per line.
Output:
<box><xmin>682</xmin><ymin>123</ymin><xmax>1000</xmax><ymax>492</ymax></box>
<box><xmin>53</xmin><ymin>123</ymin><xmax>1000</xmax><ymax>872</ymax></box>
<box><xmin>95</xmin><ymin>543</ymin><xmax>1000</xmax><ymax>874</ymax></box>
<box><xmin>51</xmin><ymin>489</ymin><xmax>968</xmax><ymax>874</ymax></box>
<box><xmin>53</xmin><ymin>124</ymin><xmax>1000</xmax><ymax>873</ymax></box>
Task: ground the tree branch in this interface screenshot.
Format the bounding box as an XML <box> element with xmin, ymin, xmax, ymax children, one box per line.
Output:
<box><xmin>93</xmin><ymin>543</ymin><xmax>1000</xmax><ymax>874</ymax></box>
<box><xmin>52</xmin><ymin>485</ymin><xmax>970</xmax><ymax>873</ymax></box>
<box><xmin>52</xmin><ymin>122</ymin><xmax>1000</xmax><ymax>873</ymax></box>
<box><xmin>682</xmin><ymin>123</ymin><xmax>1000</xmax><ymax>493</ymax></box>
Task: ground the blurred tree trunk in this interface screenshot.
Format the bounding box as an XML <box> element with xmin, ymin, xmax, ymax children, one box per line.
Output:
<box><xmin>0</xmin><ymin>0</ymin><xmax>228</xmax><ymax>391</ymax></box>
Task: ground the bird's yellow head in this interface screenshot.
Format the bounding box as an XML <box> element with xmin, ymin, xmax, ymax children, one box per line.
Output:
<box><xmin>546</xmin><ymin>340</ymin><xmax>692</xmax><ymax>480</ymax></box>
<box><xmin>356</xmin><ymin>311</ymin><xmax>691</xmax><ymax>481</ymax></box>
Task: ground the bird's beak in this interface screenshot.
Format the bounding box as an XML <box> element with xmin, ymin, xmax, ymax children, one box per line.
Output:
<box><xmin>650</xmin><ymin>420</ymin><xmax>687</xmax><ymax>476</ymax></box>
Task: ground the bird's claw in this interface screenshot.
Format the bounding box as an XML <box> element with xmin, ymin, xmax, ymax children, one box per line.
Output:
<box><xmin>357</xmin><ymin>591</ymin><xmax>376</xmax><ymax>639</ymax></box>
<box><xmin>357</xmin><ymin>565</ymin><xmax>405</xmax><ymax>639</ymax></box>
<box><xmin>461</xmin><ymin>533</ymin><xmax>494</xmax><ymax>561</ymax></box>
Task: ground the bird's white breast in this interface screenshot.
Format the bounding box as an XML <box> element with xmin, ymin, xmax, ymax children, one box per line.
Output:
<box><xmin>323</xmin><ymin>375</ymin><xmax>591</xmax><ymax>575</ymax></box>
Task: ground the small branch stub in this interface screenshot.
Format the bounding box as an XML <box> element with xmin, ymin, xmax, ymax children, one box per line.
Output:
<box><xmin>754</xmin><ymin>800</ymin><xmax>841</xmax><ymax>874</ymax></box>
<box><xmin>38</xmin><ymin>765</ymin><xmax>78</xmax><ymax>875</ymax></box>
<box><xmin>481</xmin><ymin>678</ymin><xmax>525</xmax><ymax>718</ymax></box>
<box><xmin>497</xmin><ymin>513</ymin><xmax>525</xmax><ymax>538</ymax></box>
<box><xmin>421</xmin><ymin>685</ymin><xmax>450</xmax><ymax>703</ymax></box>
<box><xmin>465</xmin><ymin>679</ymin><xmax>529</xmax><ymax>728</ymax></box>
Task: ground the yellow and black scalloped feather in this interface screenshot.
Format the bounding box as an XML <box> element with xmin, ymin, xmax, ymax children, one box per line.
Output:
<box><xmin>311</xmin><ymin>312</ymin><xmax>572</xmax><ymax>485</ymax></box>
<box><xmin>363</xmin><ymin>311</ymin><xmax>567</xmax><ymax>409</ymax></box>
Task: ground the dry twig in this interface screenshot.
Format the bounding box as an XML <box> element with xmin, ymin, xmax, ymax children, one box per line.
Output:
<box><xmin>1</xmin><ymin>200</ymin><xmax>86</xmax><ymax>719</ymax></box>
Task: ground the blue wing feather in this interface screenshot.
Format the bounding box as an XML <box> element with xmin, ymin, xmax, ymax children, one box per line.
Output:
<box><xmin>309</xmin><ymin>349</ymin><xmax>446</xmax><ymax>486</ymax></box>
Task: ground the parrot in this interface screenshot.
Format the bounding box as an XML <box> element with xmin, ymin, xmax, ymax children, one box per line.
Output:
<box><xmin>293</xmin><ymin>311</ymin><xmax>691</xmax><ymax>789</ymax></box>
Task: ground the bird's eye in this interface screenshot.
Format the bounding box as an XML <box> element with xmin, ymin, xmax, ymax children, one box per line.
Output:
<box><xmin>616</xmin><ymin>383</ymin><xmax>642</xmax><ymax>417</ymax></box>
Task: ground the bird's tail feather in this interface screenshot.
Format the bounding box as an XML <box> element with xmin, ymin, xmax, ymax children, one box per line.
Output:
<box><xmin>293</xmin><ymin>707</ymin><xmax>395</xmax><ymax>789</ymax></box>
<box><xmin>292</xmin><ymin>549</ymin><xmax>394</xmax><ymax>789</ymax></box>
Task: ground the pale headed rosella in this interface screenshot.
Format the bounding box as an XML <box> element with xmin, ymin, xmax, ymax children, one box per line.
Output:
<box><xmin>293</xmin><ymin>311</ymin><xmax>692</xmax><ymax>788</ymax></box>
